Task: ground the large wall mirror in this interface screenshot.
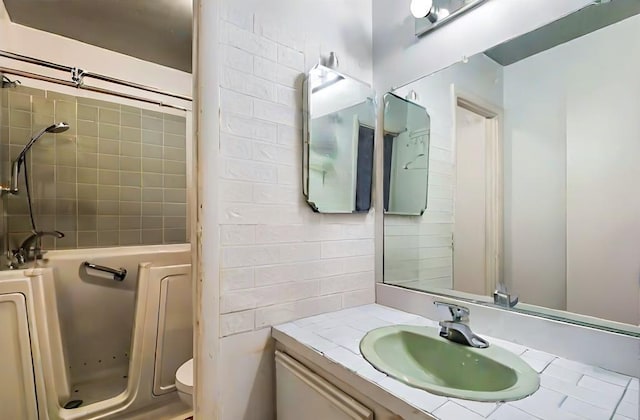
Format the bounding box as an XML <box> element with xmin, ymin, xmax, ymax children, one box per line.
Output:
<box><xmin>302</xmin><ymin>65</ymin><xmax>375</xmax><ymax>213</ymax></box>
<box><xmin>383</xmin><ymin>0</ymin><xmax>640</xmax><ymax>334</ymax></box>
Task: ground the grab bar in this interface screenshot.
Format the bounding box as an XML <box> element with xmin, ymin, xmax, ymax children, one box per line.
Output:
<box><xmin>83</xmin><ymin>261</ymin><xmax>127</xmax><ymax>282</ymax></box>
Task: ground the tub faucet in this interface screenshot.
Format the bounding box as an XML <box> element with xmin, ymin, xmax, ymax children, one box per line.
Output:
<box><xmin>10</xmin><ymin>231</ymin><xmax>64</xmax><ymax>268</ymax></box>
<box><xmin>435</xmin><ymin>302</ymin><xmax>489</xmax><ymax>349</ymax></box>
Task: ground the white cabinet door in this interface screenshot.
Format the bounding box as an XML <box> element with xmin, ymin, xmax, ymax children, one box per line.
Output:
<box><xmin>276</xmin><ymin>351</ymin><xmax>373</xmax><ymax>420</ymax></box>
<box><xmin>0</xmin><ymin>293</ymin><xmax>38</xmax><ymax>419</ymax></box>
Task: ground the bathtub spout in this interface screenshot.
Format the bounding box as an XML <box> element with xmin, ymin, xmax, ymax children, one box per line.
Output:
<box><xmin>10</xmin><ymin>230</ymin><xmax>65</xmax><ymax>268</ymax></box>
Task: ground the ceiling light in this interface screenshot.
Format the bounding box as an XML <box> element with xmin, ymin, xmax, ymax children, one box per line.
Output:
<box><xmin>410</xmin><ymin>0</ymin><xmax>434</xmax><ymax>18</ymax></box>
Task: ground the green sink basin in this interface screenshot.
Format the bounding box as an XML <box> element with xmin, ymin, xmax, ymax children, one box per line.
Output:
<box><xmin>360</xmin><ymin>325</ymin><xmax>539</xmax><ymax>402</ymax></box>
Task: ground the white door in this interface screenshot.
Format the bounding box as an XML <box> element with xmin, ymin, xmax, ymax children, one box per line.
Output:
<box><xmin>453</xmin><ymin>105</ymin><xmax>488</xmax><ymax>295</ymax></box>
<box><xmin>0</xmin><ymin>293</ymin><xmax>39</xmax><ymax>420</ymax></box>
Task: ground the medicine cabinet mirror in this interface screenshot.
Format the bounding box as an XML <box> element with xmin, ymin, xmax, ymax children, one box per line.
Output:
<box><xmin>302</xmin><ymin>65</ymin><xmax>375</xmax><ymax>213</ymax></box>
<box><xmin>383</xmin><ymin>93</ymin><xmax>430</xmax><ymax>216</ymax></box>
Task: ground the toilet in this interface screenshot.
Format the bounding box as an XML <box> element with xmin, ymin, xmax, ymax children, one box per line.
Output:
<box><xmin>175</xmin><ymin>358</ymin><xmax>193</xmax><ymax>407</ymax></box>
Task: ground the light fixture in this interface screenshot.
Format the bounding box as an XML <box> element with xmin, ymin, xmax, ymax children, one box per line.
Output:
<box><xmin>438</xmin><ymin>8</ymin><xmax>450</xmax><ymax>18</ymax></box>
<box><xmin>310</xmin><ymin>66</ymin><xmax>345</xmax><ymax>93</ymax></box>
<box><xmin>406</xmin><ymin>90</ymin><xmax>419</xmax><ymax>102</ymax></box>
<box><xmin>413</xmin><ymin>0</ymin><xmax>488</xmax><ymax>36</ymax></box>
<box><xmin>326</xmin><ymin>52</ymin><xmax>339</xmax><ymax>69</ymax></box>
<box><xmin>325</xmin><ymin>72</ymin><xmax>339</xmax><ymax>83</ymax></box>
<box><xmin>410</xmin><ymin>0</ymin><xmax>434</xmax><ymax>18</ymax></box>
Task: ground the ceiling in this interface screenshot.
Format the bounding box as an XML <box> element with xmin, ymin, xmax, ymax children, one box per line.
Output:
<box><xmin>3</xmin><ymin>0</ymin><xmax>193</xmax><ymax>72</ymax></box>
<box><xmin>485</xmin><ymin>0</ymin><xmax>640</xmax><ymax>66</ymax></box>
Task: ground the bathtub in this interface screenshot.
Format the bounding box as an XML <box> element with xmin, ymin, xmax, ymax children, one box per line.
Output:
<box><xmin>0</xmin><ymin>244</ymin><xmax>192</xmax><ymax>420</ymax></box>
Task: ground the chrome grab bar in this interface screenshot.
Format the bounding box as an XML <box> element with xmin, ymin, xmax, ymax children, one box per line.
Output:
<box><xmin>83</xmin><ymin>261</ymin><xmax>127</xmax><ymax>282</ymax></box>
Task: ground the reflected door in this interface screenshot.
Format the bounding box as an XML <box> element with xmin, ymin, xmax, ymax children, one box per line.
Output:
<box><xmin>453</xmin><ymin>106</ymin><xmax>487</xmax><ymax>295</ymax></box>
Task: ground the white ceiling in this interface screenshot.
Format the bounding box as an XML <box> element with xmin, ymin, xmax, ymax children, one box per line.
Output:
<box><xmin>3</xmin><ymin>0</ymin><xmax>193</xmax><ymax>72</ymax></box>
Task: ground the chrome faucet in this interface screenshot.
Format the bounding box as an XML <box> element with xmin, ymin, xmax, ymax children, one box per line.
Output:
<box><xmin>9</xmin><ymin>231</ymin><xmax>64</xmax><ymax>268</ymax></box>
<box><xmin>435</xmin><ymin>302</ymin><xmax>489</xmax><ymax>349</ymax></box>
<box><xmin>493</xmin><ymin>289</ymin><xmax>519</xmax><ymax>308</ymax></box>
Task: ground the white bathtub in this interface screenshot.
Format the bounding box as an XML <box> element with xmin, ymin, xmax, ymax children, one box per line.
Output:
<box><xmin>0</xmin><ymin>244</ymin><xmax>192</xmax><ymax>420</ymax></box>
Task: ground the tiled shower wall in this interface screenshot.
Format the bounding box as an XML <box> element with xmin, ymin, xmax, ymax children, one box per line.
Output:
<box><xmin>0</xmin><ymin>85</ymin><xmax>187</xmax><ymax>251</ymax></box>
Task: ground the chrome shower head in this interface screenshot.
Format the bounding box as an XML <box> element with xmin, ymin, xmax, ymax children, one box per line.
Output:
<box><xmin>403</xmin><ymin>153</ymin><xmax>426</xmax><ymax>170</ymax></box>
<box><xmin>46</xmin><ymin>122</ymin><xmax>70</xmax><ymax>134</ymax></box>
<box><xmin>8</xmin><ymin>122</ymin><xmax>71</xmax><ymax>194</ymax></box>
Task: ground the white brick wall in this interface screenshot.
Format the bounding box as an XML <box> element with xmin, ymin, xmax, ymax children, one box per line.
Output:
<box><xmin>217</xmin><ymin>4</ymin><xmax>375</xmax><ymax>337</ymax></box>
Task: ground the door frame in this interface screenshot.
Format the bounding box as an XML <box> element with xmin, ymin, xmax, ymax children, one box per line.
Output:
<box><xmin>451</xmin><ymin>85</ymin><xmax>504</xmax><ymax>295</ymax></box>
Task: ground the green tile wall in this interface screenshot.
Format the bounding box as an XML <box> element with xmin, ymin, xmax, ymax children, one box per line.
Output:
<box><xmin>0</xmin><ymin>85</ymin><xmax>188</xmax><ymax>251</ymax></box>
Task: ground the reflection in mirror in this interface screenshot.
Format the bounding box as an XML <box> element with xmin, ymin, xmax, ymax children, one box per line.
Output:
<box><xmin>383</xmin><ymin>93</ymin><xmax>430</xmax><ymax>216</ymax></box>
<box><xmin>302</xmin><ymin>65</ymin><xmax>375</xmax><ymax>213</ymax></box>
<box><xmin>383</xmin><ymin>1</ymin><xmax>640</xmax><ymax>333</ymax></box>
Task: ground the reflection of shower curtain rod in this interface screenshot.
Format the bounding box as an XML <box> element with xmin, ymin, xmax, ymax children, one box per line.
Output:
<box><xmin>0</xmin><ymin>49</ymin><xmax>191</xmax><ymax>104</ymax></box>
<box><xmin>0</xmin><ymin>66</ymin><xmax>188</xmax><ymax>112</ymax></box>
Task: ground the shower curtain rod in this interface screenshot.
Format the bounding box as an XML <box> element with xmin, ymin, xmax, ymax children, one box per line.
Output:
<box><xmin>0</xmin><ymin>50</ymin><xmax>192</xmax><ymax>103</ymax></box>
<box><xmin>0</xmin><ymin>66</ymin><xmax>189</xmax><ymax>112</ymax></box>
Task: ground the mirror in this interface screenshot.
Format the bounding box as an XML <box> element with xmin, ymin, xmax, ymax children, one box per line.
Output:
<box><xmin>383</xmin><ymin>93</ymin><xmax>430</xmax><ymax>215</ymax></box>
<box><xmin>302</xmin><ymin>65</ymin><xmax>375</xmax><ymax>213</ymax></box>
<box><xmin>383</xmin><ymin>1</ymin><xmax>640</xmax><ymax>333</ymax></box>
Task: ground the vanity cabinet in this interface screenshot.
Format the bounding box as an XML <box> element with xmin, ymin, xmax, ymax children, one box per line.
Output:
<box><xmin>0</xmin><ymin>293</ymin><xmax>39</xmax><ymax>419</ymax></box>
<box><xmin>274</xmin><ymin>337</ymin><xmax>436</xmax><ymax>420</ymax></box>
<box><xmin>276</xmin><ymin>351</ymin><xmax>373</xmax><ymax>420</ymax></box>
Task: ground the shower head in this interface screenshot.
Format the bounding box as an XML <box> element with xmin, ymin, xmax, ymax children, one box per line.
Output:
<box><xmin>403</xmin><ymin>153</ymin><xmax>426</xmax><ymax>170</ymax></box>
<box><xmin>19</xmin><ymin>122</ymin><xmax>70</xmax><ymax>159</ymax></box>
<box><xmin>8</xmin><ymin>122</ymin><xmax>70</xmax><ymax>194</ymax></box>
<box><xmin>46</xmin><ymin>122</ymin><xmax>70</xmax><ymax>134</ymax></box>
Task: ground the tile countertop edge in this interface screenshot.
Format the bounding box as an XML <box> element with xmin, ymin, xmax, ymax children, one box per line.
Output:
<box><xmin>271</xmin><ymin>327</ymin><xmax>438</xmax><ymax>419</ymax></box>
<box><xmin>271</xmin><ymin>304</ymin><xmax>640</xmax><ymax>420</ymax></box>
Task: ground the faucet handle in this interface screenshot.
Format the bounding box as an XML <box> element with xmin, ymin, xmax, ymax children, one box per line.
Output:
<box><xmin>493</xmin><ymin>290</ymin><xmax>519</xmax><ymax>308</ymax></box>
<box><xmin>11</xmin><ymin>249</ymin><xmax>26</xmax><ymax>265</ymax></box>
<box><xmin>434</xmin><ymin>302</ymin><xmax>469</xmax><ymax>322</ymax></box>
<box><xmin>9</xmin><ymin>248</ymin><xmax>27</xmax><ymax>269</ymax></box>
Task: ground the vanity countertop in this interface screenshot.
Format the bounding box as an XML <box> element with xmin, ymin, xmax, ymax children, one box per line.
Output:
<box><xmin>272</xmin><ymin>304</ymin><xmax>639</xmax><ymax>420</ymax></box>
